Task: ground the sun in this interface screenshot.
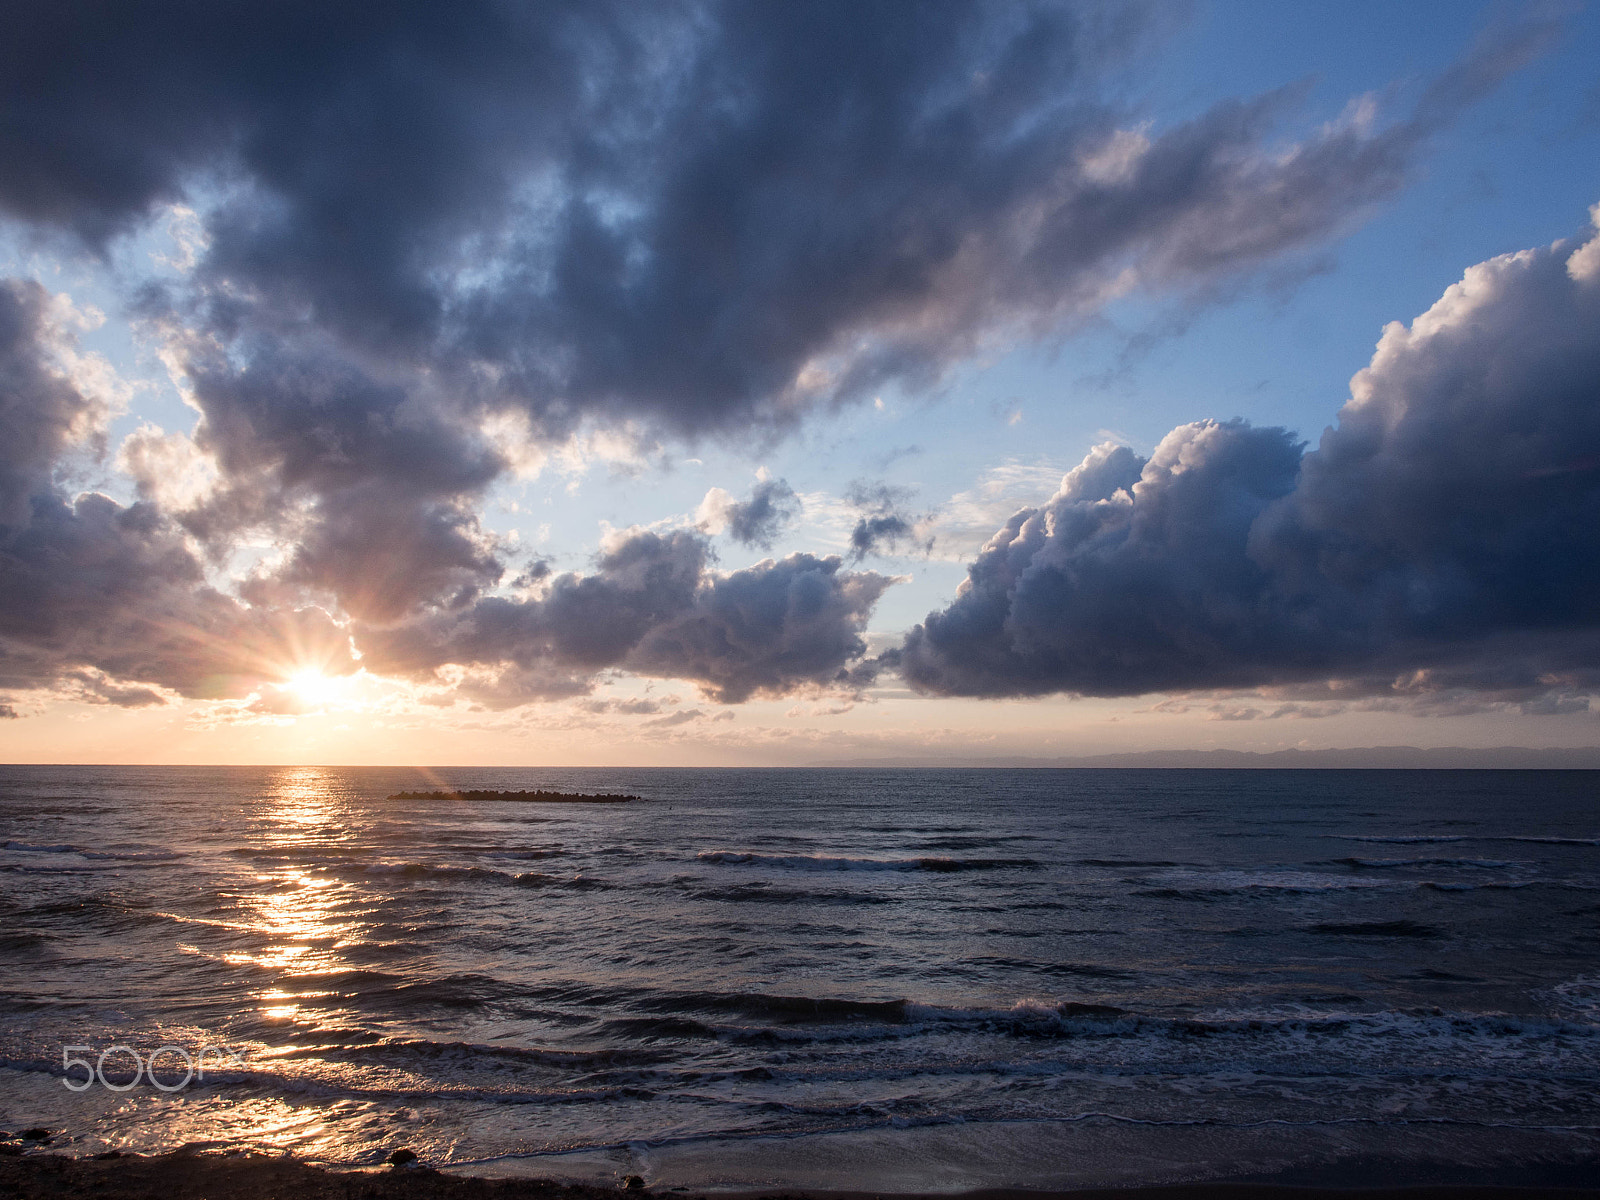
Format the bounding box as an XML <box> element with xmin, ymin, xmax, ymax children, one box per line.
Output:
<box><xmin>285</xmin><ymin>669</ymin><xmax>346</xmax><ymax>709</ymax></box>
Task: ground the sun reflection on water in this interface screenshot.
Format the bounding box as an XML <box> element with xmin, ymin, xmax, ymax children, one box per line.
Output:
<box><xmin>239</xmin><ymin>768</ymin><xmax>367</xmax><ymax>1025</ymax></box>
<box><xmin>263</xmin><ymin>767</ymin><xmax>351</xmax><ymax>842</ymax></box>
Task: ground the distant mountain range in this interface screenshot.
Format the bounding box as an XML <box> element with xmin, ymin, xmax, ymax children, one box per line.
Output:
<box><xmin>815</xmin><ymin>746</ymin><xmax>1600</xmax><ymax>769</ymax></box>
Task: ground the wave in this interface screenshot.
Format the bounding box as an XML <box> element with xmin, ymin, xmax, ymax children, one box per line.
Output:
<box><xmin>1309</xmin><ymin>920</ymin><xmax>1442</xmax><ymax>938</ymax></box>
<box><xmin>696</xmin><ymin>850</ymin><xmax>1037</xmax><ymax>873</ymax></box>
<box><xmin>1504</xmin><ymin>836</ymin><xmax>1600</xmax><ymax>847</ymax></box>
<box><xmin>1334</xmin><ymin>834</ymin><xmax>1600</xmax><ymax>847</ymax></box>
<box><xmin>4</xmin><ymin>840</ymin><xmax>182</xmax><ymax>862</ymax></box>
<box><xmin>687</xmin><ymin>883</ymin><xmax>897</xmax><ymax>906</ymax></box>
<box><xmin>228</xmin><ymin>847</ymin><xmax>364</xmax><ymax>861</ymax></box>
<box><xmin>1330</xmin><ymin>857</ymin><xmax>1519</xmax><ymax>870</ymax></box>
<box><xmin>362</xmin><ymin>861</ymin><xmax>504</xmax><ymax>878</ymax></box>
<box><xmin>534</xmin><ymin>993</ymin><xmax>1434</xmax><ymax>1051</ymax></box>
<box><xmin>275</xmin><ymin>859</ymin><xmax>616</xmax><ymax>891</ymax></box>
<box><xmin>0</xmin><ymin>1047</ymin><xmax>664</xmax><ymax>1109</ymax></box>
<box><xmin>879</xmin><ymin>999</ymin><xmax>1600</xmax><ymax>1048</ymax></box>
<box><xmin>590</xmin><ymin>1015</ymin><xmax>722</xmax><ymax>1041</ymax></box>
<box><xmin>1422</xmin><ymin>880</ymin><xmax>1537</xmax><ymax>892</ymax></box>
<box><xmin>1136</xmin><ymin>869</ymin><xmax>1402</xmax><ymax>897</ymax></box>
<box><xmin>0</xmin><ymin>930</ymin><xmax>52</xmax><ymax>951</ymax></box>
<box><xmin>912</xmin><ymin>835</ymin><xmax>1036</xmax><ymax>850</ymax></box>
<box><xmin>5</xmin><ymin>993</ymin><xmax>1599</xmax><ymax>1119</ymax></box>
<box><xmin>299</xmin><ymin>1036</ymin><xmax>672</xmax><ymax>1072</ymax></box>
<box><xmin>1142</xmin><ymin>875</ymin><xmax>1540</xmax><ymax>898</ymax></box>
<box><xmin>1077</xmin><ymin>858</ymin><xmax>1186</xmax><ymax>868</ymax></box>
<box><xmin>965</xmin><ymin>955</ymin><xmax>1136</xmax><ymax>979</ymax></box>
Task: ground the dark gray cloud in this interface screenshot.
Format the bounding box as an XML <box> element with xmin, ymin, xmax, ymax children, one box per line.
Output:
<box><xmin>629</xmin><ymin>551</ymin><xmax>894</xmax><ymax>702</ymax></box>
<box><xmin>0</xmin><ymin>282</ymin><xmax>355</xmax><ymax>705</ymax></box>
<box><xmin>360</xmin><ymin>527</ymin><xmax>893</xmax><ymax>704</ymax></box>
<box><xmin>0</xmin><ymin>287</ymin><xmax>893</xmax><ymax>709</ymax></box>
<box><xmin>0</xmin><ymin>2</ymin><xmax>1557</xmax><ymax>711</ymax></box>
<box><xmin>0</xmin><ymin>280</ymin><xmax>101</xmax><ymax>536</ymax></box>
<box><xmin>167</xmin><ymin>333</ymin><xmax>509</xmax><ymax>621</ymax></box>
<box><xmin>901</xmin><ymin>215</ymin><xmax>1600</xmax><ymax>706</ymax></box>
<box><xmin>59</xmin><ymin>669</ymin><xmax>167</xmax><ymax>709</ymax></box>
<box><xmin>0</xmin><ymin>489</ymin><xmax>356</xmax><ymax>703</ymax></box>
<box><xmin>847</xmin><ymin>482</ymin><xmax>931</xmax><ymax>561</ymax></box>
<box><xmin>698</xmin><ymin>478</ymin><xmax>799</xmax><ymax>549</ymax></box>
<box><xmin>6</xmin><ymin>2</ymin><xmax>1543</xmax><ymax>440</ymax></box>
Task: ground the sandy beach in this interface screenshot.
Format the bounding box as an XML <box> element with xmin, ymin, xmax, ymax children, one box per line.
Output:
<box><xmin>5</xmin><ymin>1152</ymin><xmax>1600</xmax><ymax>1200</ymax></box>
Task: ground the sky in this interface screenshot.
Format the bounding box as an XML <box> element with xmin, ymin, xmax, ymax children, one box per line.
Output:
<box><xmin>1</xmin><ymin>0</ymin><xmax>1598</xmax><ymax>765</ymax></box>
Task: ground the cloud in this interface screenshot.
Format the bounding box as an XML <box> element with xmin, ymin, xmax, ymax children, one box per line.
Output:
<box><xmin>900</xmin><ymin>208</ymin><xmax>1600</xmax><ymax>708</ymax></box>
<box><xmin>927</xmin><ymin>459</ymin><xmax>1073</xmax><ymax>558</ymax></box>
<box><xmin>579</xmin><ymin>696</ymin><xmax>669</xmax><ymax>716</ymax></box>
<box><xmin>645</xmin><ymin>708</ymin><xmax>706</xmax><ymax>728</ymax></box>
<box><xmin>2</xmin><ymin>290</ymin><xmax>891</xmax><ymax>711</ymax></box>
<box><xmin>0</xmin><ymin>4</ymin><xmax>1559</xmax><ymax>713</ymax></box>
<box><xmin>0</xmin><ymin>280</ymin><xmax>108</xmax><ymax>535</ymax></box>
<box><xmin>629</xmin><ymin>549</ymin><xmax>895</xmax><ymax>701</ymax></box>
<box><xmin>359</xmin><ymin>527</ymin><xmax>894</xmax><ymax>704</ymax></box>
<box><xmin>696</xmin><ymin>477</ymin><xmax>800</xmax><ymax>548</ymax></box>
<box><xmin>58</xmin><ymin>668</ymin><xmax>167</xmax><ymax>709</ymax></box>
<box><xmin>845</xmin><ymin>482</ymin><xmax>932</xmax><ymax>561</ymax></box>
<box><xmin>0</xmin><ymin>280</ymin><xmax>356</xmax><ymax>701</ymax></box>
<box><xmin>175</xmin><ymin>334</ymin><xmax>510</xmax><ymax>621</ymax></box>
<box><xmin>0</xmin><ymin>487</ymin><xmax>357</xmax><ymax>700</ymax></box>
<box><xmin>3</xmin><ymin>6</ymin><xmax>1545</xmax><ymax>586</ymax></box>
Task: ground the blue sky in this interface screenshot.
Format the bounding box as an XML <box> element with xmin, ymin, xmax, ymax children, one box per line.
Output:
<box><xmin>1</xmin><ymin>1</ymin><xmax>1597</xmax><ymax>763</ymax></box>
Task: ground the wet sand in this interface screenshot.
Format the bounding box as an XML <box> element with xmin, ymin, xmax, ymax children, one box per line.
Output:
<box><xmin>4</xmin><ymin>1153</ymin><xmax>1600</xmax><ymax>1200</ymax></box>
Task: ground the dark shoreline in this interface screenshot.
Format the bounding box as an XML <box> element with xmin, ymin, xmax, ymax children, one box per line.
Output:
<box><xmin>5</xmin><ymin>1154</ymin><xmax>1600</xmax><ymax>1200</ymax></box>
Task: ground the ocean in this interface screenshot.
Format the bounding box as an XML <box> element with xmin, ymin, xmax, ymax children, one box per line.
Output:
<box><xmin>1</xmin><ymin>766</ymin><xmax>1598</xmax><ymax>1190</ymax></box>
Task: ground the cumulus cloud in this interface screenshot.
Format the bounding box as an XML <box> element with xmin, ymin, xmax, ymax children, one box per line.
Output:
<box><xmin>928</xmin><ymin>460</ymin><xmax>1079</xmax><ymax>559</ymax></box>
<box><xmin>358</xmin><ymin>527</ymin><xmax>894</xmax><ymax>705</ymax></box>
<box><xmin>901</xmin><ymin>209</ymin><xmax>1600</xmax><ymax>708</ymax></box>
<box><xmin>629</xmin><ymin>550</ymin><xmax>896</xmax><ymax>701</ymax></box>
<box><xmin>696</xmin><ymin>477</ymin><xmax>800</xmax><ymax>548</ymax></box>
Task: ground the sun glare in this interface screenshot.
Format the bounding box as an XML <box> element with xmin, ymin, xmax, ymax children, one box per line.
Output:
<box><xmin>285</xmin><ymin>669</ymin><xmax>345</xmax><ymax>709</ymax></box>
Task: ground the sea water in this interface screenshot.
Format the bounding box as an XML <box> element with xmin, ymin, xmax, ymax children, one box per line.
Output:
<box><xmin>1</xmin><ymin>766</ymin><xmax>1598</xmax><ymax>1189</ymax></box>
